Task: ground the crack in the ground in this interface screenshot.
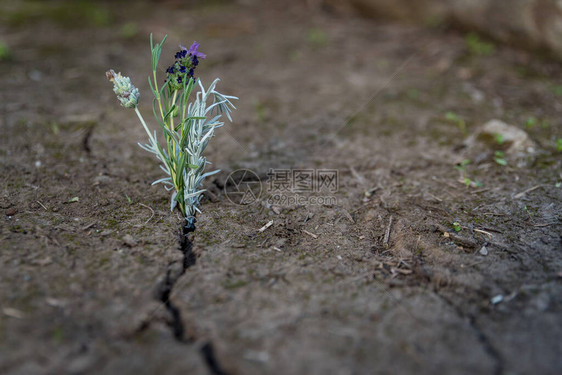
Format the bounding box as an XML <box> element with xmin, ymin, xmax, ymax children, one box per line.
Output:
<box><xmin>407</xmin><ymin>250</ymin><xmax>504</xmax><ymax>375</ymax></box>
<box><xmin>153</xmin><ymin>225</ymin><xmax>195</xmax><ymax>341</ymax></box>
<box><xmin>152</xmin><ymin>224</ymin><xmax>229</xmax><ymax>375</ymax></box>
<box><xmin>201</xmin><ymin>342</ymin><xmax>229</xmax><ymax>375</ymax></box>
<box><xmin>436</xmin><ymin>292</ymin><xmax>504</xmax><ymax>375</ymax></box>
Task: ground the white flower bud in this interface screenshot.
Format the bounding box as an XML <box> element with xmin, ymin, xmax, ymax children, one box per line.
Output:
<box><xmin>106</xmin><ymin>69</ymin><xmax>140</xmax><ymax>108</ymax></box>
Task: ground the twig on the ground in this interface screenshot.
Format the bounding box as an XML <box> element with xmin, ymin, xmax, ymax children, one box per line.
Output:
<box><xmin>259</xmin><ymin>220</ymin><xmax>273</xmax><ymax>232</ymax></box>
<box><xmin>427</xmin><ymin>192</ymin><xmax>442</xmax><ymax>202</ymax></box>
<box><xmin>474</xmin><ymin>228</ymin><xmax>493</xmax><ymax>239</ymax></box>
<box><xmin>514</xmin><ymin>185</ymin><xmax>543</xmax><ymax>199</ymax></box>
<box><xmin>383</xmin><ymin>215</ymin><xmax>393</xmax><ymax>249</ymax></box>
<box><xmin>349</xmin><ymin>165</ymin><xmax>367</xmax><ymax>185</ymax></box>
<box><xmin>2</xmin><ymin>307</ymin><xmax>25</xmax><ymax>319</ymax></box>
<box><xmin>342</xmin><ymin>209</ymin><xmax>355</xmax><ymax>223</ymax></box>
<box><xmin>138</xmin><ymin>203</ymin><xmax>155</xmax><ymax>226</ymax></box>
<box><xmin>470</xmin><ymin>188</ymin><xmax>489</xmax><ymax>194</ymax></box>
<box><xmin>531</xmin><ymin>222</ymin><xmax>558</xmax><ymax>227</ymax></box>
<box><xmin>82</xmin><ymin>222</ymin><xmax>97</xmax><ymax>231</ymax></box>
<box><xmin>303</xmin><ymin>229</ymin><xmax>318</xmax><ymax>239</ymax></box>
<box><xmin>433</xmin><ymin>224</ymin><xmax>478</xmax><ymax>249</ymax></box>
<box><xmin>203</xmin><ymin>190</ymin><xmax>218</xmax><ymax>203</ymax></box>
<box><xmin>36</xmin><ymin>201</ymin><xmax>48</xmax><ymax>211</ymax></box>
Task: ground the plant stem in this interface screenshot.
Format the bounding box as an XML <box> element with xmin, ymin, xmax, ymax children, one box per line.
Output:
<box><xmin>170</xmin><ymin>90</ymin><xmax>178</xmax><ymax>149</ymax></box>
<box><xmin>135</xmin><ymin>106</ymin><xmax>169</xmax><ymax>168</ymax></box>
<box><xmin>167</xmin><ymin>90</ymin><xmax>179</xmax><ymax>191</ymax></box>
<box><xmin>135</xmin><ymin>107</ymin><xmax>155</xmax><ymax>144</ymax></box>
<box><xmin>153</xmin><ymin>71</ymin><xmax>165</xmax><ymax>120</ymax></box>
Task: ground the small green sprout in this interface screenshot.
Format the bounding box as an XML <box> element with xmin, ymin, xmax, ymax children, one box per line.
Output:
<box><xmin>407</xmin><ymin>89</ymin><xmax>420</xmax><ymax>100</ymax></box>
<box><xmin>494</xmin><ymin>151</ymin><xmax>507</xmax><ymax>166</ymax></box>
<box><xmin>455</xmin><ymin>159</ymin><xmax>471</xmax><ymax>171</ymax></box>
<box><xmin>463</xmin><ymin>178</ymin><xmax>483</xmax><ymax>188</ymax></box>
<box><xmin>465</xmin><ymin>32</ymin><xmax>495</xmax><ymax>56</ymax></box>
<box><xmin>525</xmin><ymin>117</ymin><xmax>537</xmax><ymax>129</ymax></box>
<box><xmin>307</xmin><ymin>28</ymin><xmax>327</xmax><ymax>47</ymax></box>
<box><xmin>452</xmin><ymin>222</ymin><xmax>462</xmax><ymax>232</ymax></box>
<box><xmin>550</xmin><ymin>85</ymin><xmax>562</xmax><ymax>97</ymax></box>
<box><xmin>254</xmin><ymin>99</ymin><xmax>266</xmax><ymax>122</ymax></box>
<box><xmin>493</xmin><ymin>132</ymin><xmax>504</xmax><ymax>145</ymax></box>
<box><xmin>50</xmin><ymin>121</ymin><xmax>60</xmax><ymax>135</ymax></box>
<box><xmin>0</xmin><ymin>41</ymin><xmax>11</xmax><ymax>61</ymax></box>
<box><xmin>556</xmin><ymin>138</ymin><xmax>562</xmax><ymax>152</ymax></box>
<box><xmin>523</xmin><ymin>205</ymin><xmax>533</xmax><ymax>219</ymax></box>
<box><xmin>445</xmin><ymin>111</ymin><xmax>467</xmax><ymax>135</ymax></box>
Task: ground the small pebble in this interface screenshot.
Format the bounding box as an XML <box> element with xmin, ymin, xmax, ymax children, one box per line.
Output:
<box><xmin>123</xmin><ymin>234</ymin><xmax>137</xmax><ymax>247</ymax></box>
<box><xmin>479</xmin><ymin>246</ymin><xmax>488</xmax><ymax>256</ymax></box>
<box><xmin>93</xmin><ymin>175</ymin><xmax>111</xmax><ymax>185</ymax></box>
<box><xmin>490</xmin><ymin>295</ymin><xmax>503</xmax><ymax>304</ymax></box>
<box><xmin>5</xmin><ymin>207</ymin><xmax>17</xmax><ymax>216</ymax></box>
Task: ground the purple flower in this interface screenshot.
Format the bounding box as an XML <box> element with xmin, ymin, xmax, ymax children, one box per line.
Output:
<box><xmin>179</xmin><ymin>41</ymin><xmax>206</xmax><ymax>59</ymax></box>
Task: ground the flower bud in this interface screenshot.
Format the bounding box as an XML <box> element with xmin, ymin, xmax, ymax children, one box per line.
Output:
<box><xmin>106</xmin><ymin>69</ymin><xmax>140</xmax><ymax>108</ymax></box>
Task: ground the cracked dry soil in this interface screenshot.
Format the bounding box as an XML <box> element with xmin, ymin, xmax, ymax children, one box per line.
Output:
<box><xmin>1</xmin><ymin>1</ymin><xmax>561</xmax><ymax>374</ymax></box>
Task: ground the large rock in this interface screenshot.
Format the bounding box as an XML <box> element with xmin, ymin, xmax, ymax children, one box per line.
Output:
<box><xmin>464</xmin><ymin>119</ymin><xmax>537</xmax><ymax>167</ymax></box>
<box><xmin>325</xmin><ymin>0</ymin><xmax>562</xmax><ymax>58</ymax></box>
<box><xmin>475</xmin><ymin>120</ymin><xmax>536</xmax><ymax>155</ymax></box>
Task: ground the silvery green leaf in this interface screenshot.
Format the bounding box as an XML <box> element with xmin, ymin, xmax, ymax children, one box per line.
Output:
<box><xmin>201</xmin><ymin>169</ymin><xmax>220</xmax><ymax>179</ymax></box>
<box><xmin>159</xmin><ymin>164</ymin><xmax>171</xmax><ymax>174</ymax></box>
<box><xmin>200</xmin><ymin>129</ymin><xmax>214</xmax><ymax>144</ymax></box>
<box><xmin>152</xmin><ymin>177</ymin><xmax>172</xmax><ymax>186</ymax></box>
<box><xmin>205</xmin><ymin>100</ymin><xmax>226</xmax><ymax>115</ymax></box>
<box><xmin>170</xmin><ymin>191</ymin><xmax>177</xmax><ymax>211</ymax></box>
<box><xmin>184</xmin><ymin>189</ymin><xmax>206</xmax><ymax>199</ymax></box>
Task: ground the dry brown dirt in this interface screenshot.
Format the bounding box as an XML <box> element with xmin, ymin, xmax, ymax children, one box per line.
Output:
<box><xmin>1</xmin><ymin>1</ymin><xmax>561</xmax><ymax>374</ymax></box>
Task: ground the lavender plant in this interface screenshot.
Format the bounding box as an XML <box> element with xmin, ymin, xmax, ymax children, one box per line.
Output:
<box><xmin>107</xmin><ymin>35</ymin><xmax>237</xmax><ymax>230</ymax></box>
